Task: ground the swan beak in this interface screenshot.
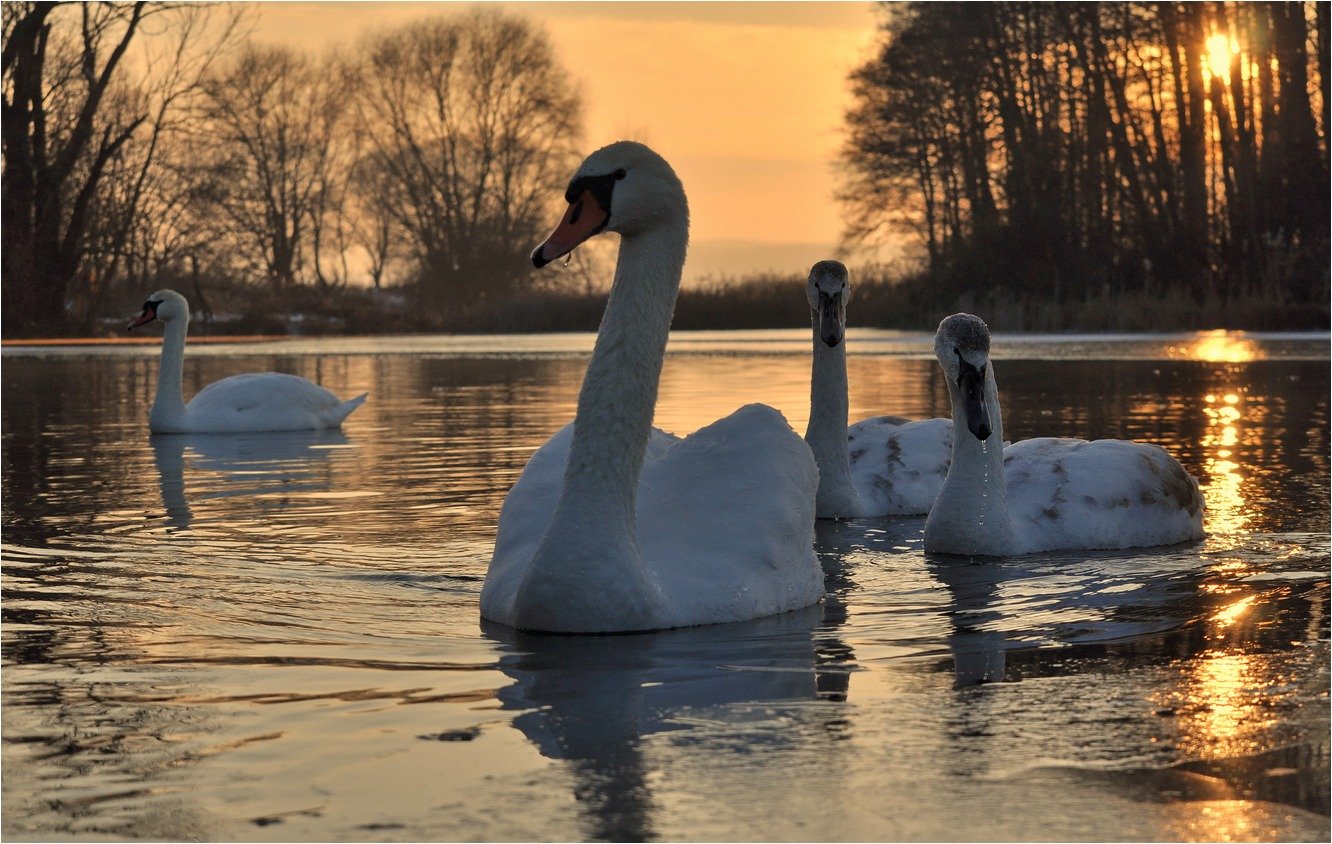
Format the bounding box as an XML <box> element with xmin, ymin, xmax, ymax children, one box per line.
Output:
<box><xmin>532</xmin><ymin>189</ymin><xmax>610</xmax><ymax>268</ymax></box>
<box><xmin>959</xmin><ymin>362</ymin><xmax>992</xmax><ymax>441</ymax></box>
<box><xmin>127</xmin><ymin>309</ymin><xmax>157</xmax><ymax>330</ymax></box>
<box><xmin>817</xmin><ymin>293</ymin><xmax>844</xmax><ymax>347</ymax></box>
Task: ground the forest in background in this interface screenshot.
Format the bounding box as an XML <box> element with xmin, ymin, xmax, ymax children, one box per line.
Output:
<box><xmin>2</xmin><ymin>3</ymin><xmax>591</xmax><ymax>337</ymax></box>
<box><xmin>2</xmin><ymin>1</ymin><xmax>1328</xmax><ymax>338</ymax></box>
<box><xmin>841</xmin><ymin>1</ymin><xmax>1330</xmax><ymax>327</ymax></box>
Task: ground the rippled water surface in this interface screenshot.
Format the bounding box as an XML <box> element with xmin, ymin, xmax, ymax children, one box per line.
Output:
<box><xmin>3</xmin><ymin>328</ymin><xmax>1328</xmax><ymax>841</ymax></box>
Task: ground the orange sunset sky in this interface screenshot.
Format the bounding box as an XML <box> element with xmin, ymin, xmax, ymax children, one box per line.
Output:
<box><xmin>245</xmin><ymin>1</ymin><xmax>886</xmax><ymax>283</ymax></box>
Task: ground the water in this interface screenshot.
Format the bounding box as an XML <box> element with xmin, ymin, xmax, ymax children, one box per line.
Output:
<box><xmin>3</xmin><ymin>328</ymin><xmax>1328</xmax><ymax>841</ymax></box>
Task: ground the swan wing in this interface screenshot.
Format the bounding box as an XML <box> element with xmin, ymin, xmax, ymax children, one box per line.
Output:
<box><xmin>184</xmin><ymin>373</ymin><xmax>365</xmax><ymax>432</ymax></box>
<box><xmin>636</xmin><ymin>404</ymin><xmax>824</xmax><ymax>626</ymax></box>
<box><xmin>1004</xmin><ymin>437</ymin><xmax>1205</xmax><ymax>553</ymax></box>
<box><xmin>847</xmin><ymin>416</ymin><xmax>952</xmax><ymax>515</ymax></box>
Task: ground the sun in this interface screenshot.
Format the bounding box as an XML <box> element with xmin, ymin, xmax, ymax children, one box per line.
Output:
<box><xmin>1205</xmin><ymin>33</ymin><xmax>1238</xmax><ymax>81</ymax></box>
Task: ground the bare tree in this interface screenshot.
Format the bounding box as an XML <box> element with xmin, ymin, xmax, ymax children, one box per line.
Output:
<box><xmin>3</xmin><ymin>2</ymin><xmax>146</xmax><ymax>335</ymax></box>
<box><xmin>194</xmin><ymin>44</ymin><xmax>346</xmax><ymax>290</ymax></box>
<box><xmin>2</xmin><ymin>2</ymin><xmax>244</xmax><ymax>334</ymax></box>
<box><xmin>346</xmin><ymin>150</ymin><xmax>406</xmax><ymax>290</ymax></box>
<box><xmin>355</xmin><ymin>9</ymin><xmax>582</xmax><ymax>310</ymax></box>
<box><xmin>73</xmin><ymin>4</ymin><xmax>246</xmax><ymax>325</ymax></box>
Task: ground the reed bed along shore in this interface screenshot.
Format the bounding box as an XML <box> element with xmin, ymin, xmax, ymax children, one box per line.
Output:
<box><xmin>46</xmin><ymin>265</ymin><xmax>1332</xmax><ymax>341</ymax></box>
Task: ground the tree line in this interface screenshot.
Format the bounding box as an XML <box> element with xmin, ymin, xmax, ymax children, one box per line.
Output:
<box><xmin>841</xmin><ymin>1</ymin><xmax>1330</xmax><ymax>323</ymax></box>
<box><xmin>2</xmin><ymin>3</ymin><xmax>584</xmax><ymax>336</ymax></box>
<box><xmin>7</xmin><ymin>2</ymin><xmax>1328</xmax><ymax>339</ymax></box>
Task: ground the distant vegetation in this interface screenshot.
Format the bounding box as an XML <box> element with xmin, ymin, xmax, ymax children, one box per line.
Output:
<box><xmin>840</xmin><ymin>3</ymin><xmax>1330</xmax><ymax>327</ymax></box>
<box><xmin>3</xmin><ymin>4</ymin><xmax>582</xmax><ymax>337</ymax></box>
<box><xmin>3</xmin><ymin>2</ymin><xmax>1328</xmax><ymax>339</ymax></box>
<box><xmin>121</xmin><ymin>262</ymin><xmax>1326</xmax><ymax>338</ymax></box>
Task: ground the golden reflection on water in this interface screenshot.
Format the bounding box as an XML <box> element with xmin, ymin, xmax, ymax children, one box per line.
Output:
<box><xmin>1200</xmin><ymin>388</ymin><xmax>1250</xmax><ymax>535</ymax></box>
<box><xmin>1183</xmin><ymin>332</ymin><xmax>1262</xmax><ymax>535</ymax></box>
<box><xmin>1211</xmin><ymin>595</ymin><xmax>1256</xmax><ymax>627</ymax></box>
<box><xmin>2</xmin><ymin>339</ymin><xmax>1329</xmax><ymax>842</ymax></box>
<box><xmin>1168</xmin><ymin>590</ymin><xmax>1277</xmax><ymax>766</ymax></box>
<box><xmin>654</xmin><ymin>356</ymin><xmax>936</xmax><ymax>436</ymax></box>
<box><xmin>1176</xmin><ymin>649</ymin><xmax>1264</xmax><ymax>761</ymax></box>
<box><xmin>1177</xmin><ymin>330</ymin><xmax>1262</xmax><ymax>363</ymax></box>
<box><xmin>1154</xmin><ymin>330</ymin><xmax>1305</xmax><ymax>781</ymax></box>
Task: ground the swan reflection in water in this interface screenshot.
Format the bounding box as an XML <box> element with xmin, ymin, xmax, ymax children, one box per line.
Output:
<box><xmin>927</xmin><ymin>558</ymin><xmax>1011</xmax><ymax>687</ymax></box>
<box><xmin>150</xmin><ymin>430</ymin><xmax>350</xmax><ymax>530</ymax></box>
<box><xmin>483</xmin><ymin>600</ymin><xmax>852</xmax><ymax>842</ymax></box>
<box><xmin>926</xmin><ymin>546</ymin><xmax>1203</xmax><ymax>688</ymax></box>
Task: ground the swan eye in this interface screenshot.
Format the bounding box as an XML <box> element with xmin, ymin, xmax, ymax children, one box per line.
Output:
<box><xmin>613</xmin><ymin>168</ymin><xmax>627</xmax><ymax>180</ymax></box>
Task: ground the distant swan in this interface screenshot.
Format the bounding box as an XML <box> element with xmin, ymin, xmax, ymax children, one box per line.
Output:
<box><xmin>128</xmin><ymin>289</ymin><xmax>366</xmax><ymax>434</ymax></box>
<box><xmin>804</xmin><ymin>260</ymin><xmax>951</xmax><ymax>518</ymax></box>
<box><xmin>480</xmin><ymin>141</ymin><xmax>823</xmax><ymax>633</ymax></box>
<box><xmin>924</xmin><ymin>313</ymin><xmax>1205</xmax><ymax>556</ymax></box>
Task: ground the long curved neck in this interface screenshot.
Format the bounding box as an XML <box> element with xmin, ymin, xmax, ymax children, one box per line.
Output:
<box><xmin>927</xmin><ymin>366</ymin><xmax>1013</xmax><ymax>554</ymax></box>
<box><xmin>511</xmin><ymin>217</ymin><xmax>689</xmax><ymax>631</ymax></box>
<box><xmin>805</xmin><ymin>331</ymin><xmax>861</xmax><ymax>517</ymax></box>
<box><xmin>150</xmin><ymin>320</ymin><xmax>189</xmax><ymax>430</ymax></box>
<box><xmin>524</xmin><ymin>221</ymin><xmax>686</xmax><ymax>570</ymax></box>
<box><xmin>559</xmin><ymin>224</ymin><xmax>685</xmax><ymax>523</ymax></box>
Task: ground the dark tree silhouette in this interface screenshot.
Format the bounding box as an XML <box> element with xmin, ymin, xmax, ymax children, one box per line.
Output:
<box><xmin>841</xmin><ymin>1</ymin><xmax>1330</xmax><ymax>324</ymax></box>
<box><xmin>354</xmin><ymin>9</ymin><xmax>583</xmax><ymax>311</ymax></box>
<box><xmin>3</xmin><ymin>2</ymin><xmax>146</xmax><ymax>336</ymax></box>
<box><xmin>2</xmin><ymin>2</ymin><xmax>242</xmax><ymax>335</ymax></box>
<box><xmin>194</xmin><ymin>45</ymin><xmax>348</xmax><ymax>290</ymax></box>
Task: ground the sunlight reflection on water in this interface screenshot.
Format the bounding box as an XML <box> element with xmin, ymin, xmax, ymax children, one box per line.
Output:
<box><xmin>1182</xmin><ymin>330</ymin><xmax>1262</xmax><ymax>363</ymax></box>
<box><xmin>1</xmin><ymin>330</ymin><xmax>1328</xmax><ymax>840</ymax></box>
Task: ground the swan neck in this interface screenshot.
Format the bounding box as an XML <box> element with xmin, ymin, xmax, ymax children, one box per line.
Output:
<box><xmin>806</xmin><ymin>331</ymin><xmax>858</xmax><ymax>514</ymax></box>
<box><xmin>550</xmin><ymin>222</ymin><xmax>687</xmax><ymax>533</ymax></box>
<box><xmin>151</xmin><ymin>320</ymin><xmax>189</xmax><ymax>430</ymax></box>
<box><xmin>928</xmin><ymin>366</ymin><xmax>1012</xmax><ymax>553</ymax></box>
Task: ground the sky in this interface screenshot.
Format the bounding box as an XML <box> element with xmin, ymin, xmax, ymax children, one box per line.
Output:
<box><xmin>245</xmin><ymin>1</ymin><xmax>887</xmax><ymax>284</ymax></box>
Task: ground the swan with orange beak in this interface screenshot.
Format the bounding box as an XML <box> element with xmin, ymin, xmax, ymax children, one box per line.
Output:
<box><xmin>532</xmin><ymin>167</ymin><xmax>624</xmax><ymax>267</ymax></box>
<box><xmin>482</xmin><ymin>141</ymin><xmax>822</xmax><ymax>633</ymax></box>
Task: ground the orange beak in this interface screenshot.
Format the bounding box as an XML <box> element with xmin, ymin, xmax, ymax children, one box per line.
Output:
<box><xmin>127</xmin><ymin>308</ymin><xmax>157</xmax><ymax>330</ymax></box>
<box><xmin>531</xmin><ymin>188</ymin><xmax>610</xmax><ymax>268</ymax></box>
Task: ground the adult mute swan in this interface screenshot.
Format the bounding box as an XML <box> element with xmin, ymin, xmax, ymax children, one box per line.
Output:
<box><xmin>924</xmin><ymin>313</ymin><xmax>1205</xmax><ymax>556</ymax></box>
<box><xmin>480</xmin><ymin>141</ymin><xmax>823</xmax><ymax>633</ymax></box>
<box><xmin>804</xmin><ymin>260</ymin><xmax>951</xmax><ymax>519</ymax></box>
<box><xmin>128</xmin><ymin>289</ymin><xmax>366</xmax><ymax>434</ymax></box>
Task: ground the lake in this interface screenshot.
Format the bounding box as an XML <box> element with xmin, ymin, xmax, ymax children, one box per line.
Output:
<box><xmin>2</xmin><ymin>328</ymin><xmax>1328</xmax><ymax>841</ymax></box>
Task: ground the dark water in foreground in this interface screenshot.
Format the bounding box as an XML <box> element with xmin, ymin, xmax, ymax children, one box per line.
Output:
<box><xmin>2</xmin><ymin>329</ymin><xmax>1328</xmax><ymax>841</ymax></box>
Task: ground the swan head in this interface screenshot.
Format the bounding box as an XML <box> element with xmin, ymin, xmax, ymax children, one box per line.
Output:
<box><xmin>532</xmin><ymin>141</ymin><xmax>687</xmax><ymax>268</ymax></box>
<box><xmin>807</xmin><ymin>260</ymin><xmax>849</xmax><ymax>348</ymax></box>
<box><xmin>128</xmin><ymin>289</ymin><xmax>189</xmax><ymax>330</ymax></box>
<box><xmin>935</xmin><ymin>313</ymin><xmax>993</xmax><ymax>442</ymax></box>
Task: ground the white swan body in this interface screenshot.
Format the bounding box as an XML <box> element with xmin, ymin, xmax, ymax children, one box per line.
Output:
<box><xmin>129</xmin><ymin>289</ymin><xmax>366</xmax><ymax>434</ymax></box>
<box><xmin>480</xmin><ymin>142</ymin><xmax>823</xmax><ymax>633</ymax></box>
<box><xmin>803</xmin><ymin>260</ymin><xmax>952</xmax><ymax>518</ymax></box>
<box><xmin>924</xmin><ymin>313</ymin><xmax>1205</xmax><ymax>556</ymax></box>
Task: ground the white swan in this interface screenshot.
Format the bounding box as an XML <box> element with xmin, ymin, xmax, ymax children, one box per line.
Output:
<box><xmin>128</xmin><ymin>289</ymin><xmax>366</xmax><ymax>434</ymax></box>
<box><xmin>804</xmin><ymin>260</ymin><xmax>952</xmax><ymax>518</ymax></box>
<box><xmin>924</xmin><ymin>313</ymin><xmax>1205</xmax><ymax>556</ymax></box>
<box><xmin>480</xmin><ymin>141</ymin><xmax>823</xmax><ymax>633</ymax></box>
